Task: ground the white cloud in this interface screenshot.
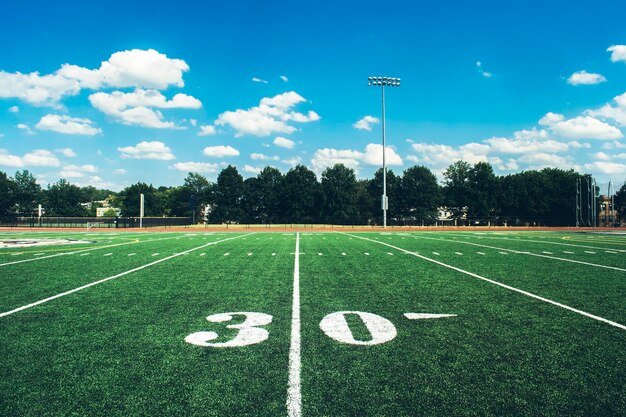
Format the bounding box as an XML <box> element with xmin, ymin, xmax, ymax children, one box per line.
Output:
<box><xmin>198</xmin><ymin>125</ymin><xmax>216</xmax><ymax>136</ymax></box>
<box><xmin>273</xmin><ymin>136</ymin><xmax>295</xmax><ymax>149</ymax></box>
<box><xmin>17</xmin><ymin>123</ymin><xmax>35</xmax><ymax>135</ymax></box>
<box><xmin>281</xmin><ymin>156</ymin><xmax>301</xmax><ymax>166</ymax></box>
<box><xmin>0</xmin><ymin>49</ymin><xmax>189</xmax><ymax>107</ymax></box>
<box><xmin>538</xmin><ymin>112</ymin><xmax>565</xmax><ymax>126</ymax></box>
<box><xmin>215</xmin><ymin>91</ymin><xmax>319</xmax><ymax>137</ymax></box>
<box><xmin>250</xmin><ymin>153</ymin><xmax>279</xmax><ymax>161</ymax></box>
<box><xmin>113</xmin><ymin>168</ymin><xmax>127</xmax><ymax>174</ymax></box>
<box><xmin>311</xmin><ymin>143</ymin><xmax>402</xmax><ymax>173</ymax></box>
<box><xmin>0</xmin><ymin>149</ymin><xmax>61</xmax><ymax>167</ymax></box>
<box><xmin>476</xmin><ymin>61</ymin><xmax>492</xmax><ymax>78</ymax></box>
<box><xmin>57</xmin><ymin>48</ymin><xmax>189</xmax><ymax>90</ymax></box>
<box><xmin>64</xmin><ymin>164</ymin><xmax>97</xmax><ymax>173</ymax></box>
<box><xmin>57</xmin><ymin>148</ymin><xmax>76</xmax><ymax>157</ymax></box>
<box><xmin>353</xmin><ymin>115</ymin><xmax>379</xmax><ymax>131</ymax></box>
<box><xmin>8</xmin><ymin>106</ymin><xmax>19</xmax><ymax>113</ymax></box>
<box><xmin>568</xmin><ymin>141</ymin><xmax>591</xmax><ymax>149</ymax></box>
<box><xmin>243</xmin><ymin>164</ymin><xmax>263</xmax><ymax>174</ymax></box>
<box><xmin>89</xmin><ymin>88</ymin><xmax>201</xmax><ymax>129</ymax></box>
<box><xmin>118</xmin><ymin>141</ymin><xmax>175</xmax><ymax>160</ymax></box>
<box><xmin>411</xmin><ymin>143</ymin><xmax>489</xmax><ymax>168</ymax></box>
<box><xmin>203</xmin><ymin>145</ymin><xmax>240</xmax><ymax>158</ymax></box>
<box><xmin>280</xmin><ymin>75</ymin><xmax>288</xmax><ymax>82</ymax></box>
<box><xmin>602</xmin><ymin>140</ymin><xmax>626</xmax><ymax>149</ymax></box>
<box><xmin>607</xmin><ymin>45</ymin><xmax>626</xmax><ymax>63</ymax></box>
<box><xmin>587</xmin><ymin>91</ymin><xmax>626</xmax><ymax>126</ymax></box>
<box><xmin>584</xmin><ymin>161</ymin><xmax>626</xmax><ymax>175</ymax></box>
<box><xmin>567</xmin><ymin>70</ymin><xmax>607</xmax><ymax>85</ymax></box>
<box><xmin>513</xmin><ymin>128</ymin><xmax>549</xmax><ymax>140</ymax></box>
<box><xmin>252</xmin><ymin>77</ymin><xmax>268</xmax><ymax>84</ymax></box>
<box><xmin>189</xmin><ymin>119</ymin><xmax>197</xmax><ymax>127</ymax></box>
<box><xmin>172</xmin><ymin>161</ymin><xmax>219</xmax><ymax>173</ymax></box>
<box><xmin>550</xmin><ymin>116</ymin><xmax>622</xmax><ymax>140</ymax></box>
<box><xmin>484</xmin><ymin>137</ymin><xmax>569</xmax><ymax>154</ymax></box>
<box><xmin>517</xmin><ymin>153</ymin><xmax>573</xmax><ymax>169</ymax></box>
<box><xmin>593</xmin><ymin>152</ymin><xmax>612</xmax><ymax>161</ymax></box>
<box><xmin>35</xmin><ymin>114</ymin><xmax>102</xmax><ymax>135</ymax></box>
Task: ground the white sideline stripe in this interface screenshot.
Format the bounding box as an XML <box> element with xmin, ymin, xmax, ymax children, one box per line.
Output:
<box><xmin>0</xmin><ymin>233</ymin><xmax>251</xmax><ymax>319</ymax></box>
<box><xmin>344</xmin><ymin>233</ymin><xmax>626</xmax><ymax>331</ymax></box>
<box><xmin>287</xmin><ymin>232</ymin><xmax>301</xmax><ymax>417</ymax></box>
<box><xmin>0</xmin><ymin>235</ymin><xmax>182</xmax><ymax>268</ymax></box>
<box><xmin>414</xmin><ymin>235</ymin><xmax>626</xmax><ymax>273</ymax></box>
<box><xmin>542</xmin><ymin>251</ymin><xmax>553</xmax><ymax>254</ymax></box>
<box><xmin>437</xmin><ymin>232</ymin><xmax>626</xmax><ymax>253</ymax></box>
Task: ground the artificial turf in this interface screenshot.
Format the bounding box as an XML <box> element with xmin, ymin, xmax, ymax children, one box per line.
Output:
<box><xmin>0</xmin><ymin>230</ymin><xmax>624</xmax><ymax>416</ymax></box>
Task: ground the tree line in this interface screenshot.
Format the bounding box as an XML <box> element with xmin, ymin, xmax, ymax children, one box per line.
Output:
<box><xmin>1</xmin><ymin>162</ymin><xmax>623</xmax><ymax>226</ymax></box>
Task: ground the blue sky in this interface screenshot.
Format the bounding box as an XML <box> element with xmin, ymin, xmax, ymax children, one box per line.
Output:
<box><xmin>1</xmin><ymin>0</ymin><xmax>626</xmax><ymax>191</ymax></box>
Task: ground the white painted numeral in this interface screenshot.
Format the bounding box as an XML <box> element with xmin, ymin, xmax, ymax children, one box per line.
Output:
<box><xmin>185</xmin><ymin>312</ymin><xmax>273</xmax><ymax>348</ymax></box>
<box><xmin>319</xmin><ymin>311</ymin><xmax>397</xmax><ymax>346</ymax></box>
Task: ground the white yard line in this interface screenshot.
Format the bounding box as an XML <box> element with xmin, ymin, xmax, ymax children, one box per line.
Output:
<box><xmin>0</xmin><ymin>233</ymin><xmax>252</xmax><ymax>319</ymax></box>
<box><xmin>431</xmin><ymin>232</ymin><xmax>626</xmax><ymax>253</ymax></box>
<box><xmin>287</xmin><ymin>232</ymin><xmax>302</xmax><ymax>417</ymax></box>
<box><xmin>412</xmin><ymin>235</ymin><xmax>626</xmax><ymax>273</ymax></box>
<box><xmin>343</xmin><ymin>233</ymin><xmax>626</xmax><ymax>331</ymax></box>
<box><xmin>0</xmin><ymin>235</ymin><xmax>182</xmax><ymax>268</ymax></box>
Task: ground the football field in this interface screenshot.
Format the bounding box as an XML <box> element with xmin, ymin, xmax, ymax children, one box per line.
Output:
<box><xmin>1</xmin><ymin>229</ymin><xmax>625</xmax><ymax>416</ymax></box>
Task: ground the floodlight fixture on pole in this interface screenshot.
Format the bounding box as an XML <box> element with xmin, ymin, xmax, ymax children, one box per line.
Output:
<box><xmin>367</xmin><ymin>76</ymin><xmax>401</xmax><ymax>228</ymax></box>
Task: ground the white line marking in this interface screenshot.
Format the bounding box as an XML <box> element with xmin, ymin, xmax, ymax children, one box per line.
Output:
<box><xmin>103</xmin><ymin>253</ymin><xmax>113</xmax><ymax>257</ymax></box>
<box><xmin>364</xmin><ymin>252</ymin><xmax>370</xmax><ymax>256</ymax></box>
<box><xmin>10</xmin><ymin>253</ymin><xmax>23</xmax><ymax>256</ymax></box>
<box><xmin>128</xmin><ymin>253</ymin><xmax>136</xmax><ymax>257</ymax></box>
<box><xmin>477</xmin><ymin>252</ymin><xmax>485</xmax><ymax>255</ymax></box>
<box><xmin>199</xmin><ymin>253</ymin><xmax>206</xmax><ymax>257</ymax></box>
<box><xmin>404</xmin><ymin>313</ymin><xmax>457</xmax><ymax>320</ymax></box>
<box><xmin>272</xmin><ymin>253</ymin><xmax>276</xmax><ymax>256</ymax></box>
<box><xmin>542</xmin><ymin>251</ymin><xmax>553</xmax><ymax>255</ymax></box>
<box><xmin>248</xmin><ymin>252</ymin><xmax>253</xmax><ymax>256</ymax></box>
<box><xmin>415</xmin><ymin>235</ymin><xmax>626</xmax><ymax>272</ymax></box>
<box><xmin>341</xmin><ymin>252</ymin><xmax>346</xmax><ymax>256</ymax></box>
<box><xmin>318</xmin><ymin>253</ymin><xmax>323</xmax><ymax>256</ymax></box>
<box><xmin>606</xmin><ymin>251</ymin><xmax>617</xmax><ymax>254</ymax></box>
<box><xmin>224</xmin><ymin>253</ymin><xmax>229</xmax><ymax>256</ymax></box>
<box><xmin>455</xmin><ymin>252</ymin><xmax>463</xmax><ymax>256</ymax></box>
<box><xmin>499</xmin><ymin>252</ymin><xmax>508</xmax><ymax>255</ymax></box>
<box><xmin>584</xmin><ymin>251</ymin><xmax>596</xmax><ymax>254</ymax></box>
<box><xmin>563</xmin><ymin>251</ymin><xmax>575</xmax><ymax>254</ymax></box>
<box><xmin>287</xmin><ymin>232</ymin><xmax>301</xmax><ymax>417</ymax></box>
<box><xmin>151</xmin><ymin>253</ymin><xmax>159</xmax><ymax>257</ymax></box>
<box><xmin>0</xmin><ymin>234</ymin><xmax>252</xmax><ymax>319</ymax></box>
<box><xmin>432</xmin><ymin>252</ymin><xmax>440</xmax><ymax>256</ymax></box>
<box><xmin>344</xmin><ymin>233</ymin><xmax>626</xmax><ymax>331</ymax></box>
<box><xmin>387</xmin><ymin>252</ymin><xmax>394</xmax><ymax>256</ymax></box>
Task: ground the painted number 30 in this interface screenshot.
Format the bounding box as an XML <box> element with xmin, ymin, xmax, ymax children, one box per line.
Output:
<box><xmin>185</xmin><ymin>311</ymin><xmax>455</xmax><ymax>348</ymax></box>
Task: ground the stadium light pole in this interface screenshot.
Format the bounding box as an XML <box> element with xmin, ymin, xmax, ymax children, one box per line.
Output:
<box><xmin>368</xmin><ymin>76</ymin><xmax>401</xmax><ymax>228</ymax></box>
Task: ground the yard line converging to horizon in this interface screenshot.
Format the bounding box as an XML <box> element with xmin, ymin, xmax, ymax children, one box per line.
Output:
<box><xmin>287</xmin><ymin>232</ymin><xmax>302</xmax><ymax>417</ymax></box>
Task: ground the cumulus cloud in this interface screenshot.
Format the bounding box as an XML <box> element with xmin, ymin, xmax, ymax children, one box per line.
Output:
<box><xmin>280</xmin><ymin>75</ymin><xmax>288</xmax><ymax>82</ymax></box>
<box><xmin>0</xmin><ymin>149</ymin><xmax>60</xmax><ymax>167</ymax></box>
<box><xmin>198</xmin><ymin>125</ymin><xmax>216</xmax><ymax>136</ymax></box>
<box><xmin>602</xmin><ymin>140</ymin><xmax>626</xmax><ymax>149</ymax></box>
<box><xmin>215</xmin><ymin>91</ymin><xmax>320</xmax><ymax>137</ymax></box>
<box><xmin>118</xmin><ymin>141</ymin><xmax>175</xmax><ymax>160</ymax></box>
<box><xmin>0</xmin><ymin>48</ymin><xmax>189</xmax><ymax>107</ymax></box>
<box><xmin>539</xmin><ymin>112</ymin><xmax>622</xmax><ymax>140</ymax></box>
<box><xmin>567</xmin><ymin>70</ymin><xmax>607</xmax><ymax>85</ymax></box>
<box><xmin>311</xmin><ymin>143</ymin><xmax>403</xmax><ymax>173</ymax></box>
<box><xmin>8</xmin><ymin>106</ymin><xmax>19</xmax><ymax>113</ymax></box>
<box><xmin>484</xmin><ymin>137</ymin><xmax>569</xmax><ymax>154</ymax></box>
<box><xmin>273</xmin><ymin>136</ymin><xmax>295</xmax><ymax>149</ymax></box>
<box><xmin>35</xmin><ymin>114</ymin><xmax>102</xmax><ymax>135</ymax></box>
<box><xmin>17</xmin><ymin>123</ymin><xmax>35</xmax><ymax>135</ymax></box>
<box><xmin>113</xmin><ymin>168</ymin><xmax>127</xmax><ymax>174</ymax></box>
<box><xmin>250</xmin><ymin>153</ymin><xmax>279</xmax><ymax>161</ymax></box>
<box><xmin>243</xmin><ymin>165</ymin><xmax>263</xmax><ymax>174</ymax></box>
<box><xmin>607</xmin><ymin>45</ymin><xmax>626</xmax><ymax>63</ymax></box>
<box><xmin>517</xmin><ymin>153</ymin><xmax>573</xmax><ymax>169</ymax></box>
<box><xmin>89</xmin><ymin>88</ymin><xmax>201</xmax><ymax>129</ymax></box>
<box><xmin>587</xmin><ymin>91</ymin><xmax>626</xmax><ymax>126</ymax></box>
<box><xmin>584</xmin><ymin>161</ymin><xmax>626</xmax><ymax>175</ymax></box>
<box><xmin>353</xmin><ymin>115</ymin><xmax>379</xmax><ymax>131</ymax></box>
<box><xmin>59</xmin><ymin>164</ymin><xmax>97</xmax><ymax>178</ymax></box>
<box><xmin>281</xmin><ymin>156</ymin><xmax>302</xmax><ymax>166</ymax></box>
<box><xmin>171</xmin><ymin>161</ymin><xmax>219</xmax><ymax>173</ymax></box>
<box><xmin>57</xmin><ymin>148</ymin><xmax>76</xmax><ymax>157</ymax></box>
<box><xmin>203</xmin><ymin>145</ymin><xmax>240</xmax><ymax>158</ymax></box>
<box><xmin>252</xmin><ymin>77</ymin><xmax>268</xmax><ymax>84</ymax></box>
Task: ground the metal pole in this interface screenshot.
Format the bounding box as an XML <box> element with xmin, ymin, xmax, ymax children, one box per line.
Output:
<box><xmin>382</xmin><ymin>84</ymin><xmax>387</xmax><ymax>229</ymax></box>
<box><xmin>576</xmin><ymin>178</ymin><xmax>580</xmax><ymax>227</ymax></box>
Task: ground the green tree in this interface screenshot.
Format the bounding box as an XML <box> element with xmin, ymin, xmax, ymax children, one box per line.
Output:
<box><xmin>183</xmin><ymin>172</ymin><xmax>212</xmax><ymax>222</ymax></box>
<box><xmin>320</xmin><ymin>164</ymin><xmax>357</xmax><ymax>224</ymax></box>
<box><xmin>281</xmin><ymin>165</ymin><xmax>320</xmax><ymax>223</ymax></box>
<box><xmin>210</xmin><ymin>165</ymin><xmax>244</xmax><ymax>223</ymax></box>
<box><xmin>44</xmin><ymin>179</ymin><xmax>88</xmax><ymax>216</ymax></box>
<box><xmin>399</xmin><ymin>165</ymin><xmax>441</xmax><ymax>224</ymax></box>
<box><xmin>354</xmin><ymin>179</ymin><xmax>374</xmax><ymax>225</ymax></box>
<box><xmin>117</xmin><ymin>182</ymin><xmax>162</xmax><ymax>216</ymax></box>
<box><xmin>0</xmin><ymin>171</ymin><xmax>16</xmax><ymax>221</ymax></box>
<box><xmin>255</xmin><ymin>167</ymin><xmax>284</xmax><ymax>223</ymax></box>
<box><xmin>443</xmin><ymin>161</ymin><xmax>471</xmax><ymax>221</ymax></box>
<box><xmin>615</xmin><ymin>180</ymin><xmax>626</xmax><ymax>222</ymax></box>
<box><xmin>467</xmin><ymin>162</ymin><xmax>498</xmax><ymax>221</ymax></box>
<box><xmin>367</xmin><ymin>168</ymin><xmax>400</xmax><ymax>225</ymax></box>
<box><xmin>102</xmin><ymin>208</ymin><xmax>119</xmax><ymax>217</ymax></box>
<box><xmin>241</xmin><ymin>177</ymin><xmax>262</xmax><ymax>223</ymax></box>
<box><xmin>13</xmin><ymin>170</ymin><xmax>42</xmax><ymax>216</ymax></box>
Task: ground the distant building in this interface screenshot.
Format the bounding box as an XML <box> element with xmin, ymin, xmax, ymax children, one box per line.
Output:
<box><xmin>598</xmin><ymin>195</ymin><xmax>618</xmax><ymax>227</ymax></box>
<box><xmin>96</xmin><ymin>207</ymin><xmax>121</xmax><ymax>217</ymax></box>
